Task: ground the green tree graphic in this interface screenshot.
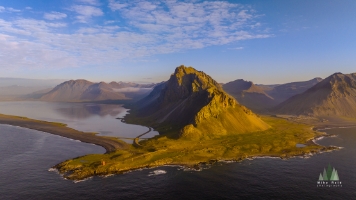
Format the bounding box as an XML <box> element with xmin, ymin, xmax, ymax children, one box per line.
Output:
<box><xmin>323</xmin><ymin>168</ymin><xmax>328</xmax><ymax>180</ymax></box>
<box><xmin>318</xmin><ymin>164</ymin><xmax>340</xmax><ymax>181</ymax></box>
<box><xmin>330</xmin><ymin>168</ymin><xmax>340</xmax><ymax>181</ymax></box>
<box><xmin>326</xmin><ymin>164</ymin><xmax>333</xmax><ymax>180</ymax></box>
<box><xmin>319</xmin><ymin>173</ymin><xmax>324</xmax><ymax>181</ymax></box>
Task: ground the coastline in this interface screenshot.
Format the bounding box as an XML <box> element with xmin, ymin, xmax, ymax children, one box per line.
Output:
<box><xmin>52</xmin><ymin>135</ymin><xmax>340</xmax><ymax>182</ymax></box>
<box><xmin>116</xmin><ymin>117</ymin><xmax>154</xmax><ymax>146</ymax></box>
<box><xmin>0</xmin><ymin>113</ymin><xmax>345</xmax><ymax>182</ymax></box>
<box><xmin>0</xmin><ymin>113</ymin><xmax>128</xmax><ymax>153</ymax></box>
<box><xmin>51</xmin><ymin>115</ymin><xmax>342</xmax><ymax>181</ymax></box>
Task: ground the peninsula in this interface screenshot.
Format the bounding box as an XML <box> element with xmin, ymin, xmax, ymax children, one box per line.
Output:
<box><xmin>50</xmin><ymin>66</ymin><xmax>335</xmax><ymax>181</ymax></box>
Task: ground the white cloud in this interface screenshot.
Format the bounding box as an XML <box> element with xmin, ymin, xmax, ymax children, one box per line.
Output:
<box><xmin>0</xmin><ymin>6</ymin><xmax>5</xmax><ymax>12</ymax></box>
<box><xmin>25</xmin><ymin>7</ymin><xmax>32</xmax><ymax>10</ymax></box>
<box><xmin>109</xmin><ymin>0</ymin><xmax>128</xmax><ymax>11</ymax></box>
<box><xmin>71</xmin><ymin>5</ymin><xmax>103</xmax><ymax>16</ymax></box>
<box><xmin>7</xmin><ymin>7</ymin><xmax>21</xmax><ymax>12</ymax></box>
<box><xmin>44</xmin><ymin>12</ymin><xmax>67</xmax><ymax>20</ymax></box>
<box><xmin>70</xmin><ymin>5</ymin><xmax>103</xmax><ymax>23</ymax></box>
<box><xmin>251</xmin><ymin>22</ymin><xmax>261</xmax><ymax>29</ymax></box>
<box><xmin>0</xmin><ymin>1</ymin><xmax>270</xmax><ymax>70</ymax></box>
<box><xmin>104</xmin><ymin>20</ymin><xmax>116</xmax><ymax>24</ymax></box>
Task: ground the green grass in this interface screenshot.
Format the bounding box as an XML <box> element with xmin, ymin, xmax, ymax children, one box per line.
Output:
<box><xmin>55</xmin><ymin>116</ymin><xmax>330</xmax><ymax>180</ymax></box>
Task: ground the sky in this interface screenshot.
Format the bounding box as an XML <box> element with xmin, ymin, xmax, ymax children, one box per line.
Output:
<box><xmin>0</xmin><ymin>0</ymin><xmax>355</xmax><ymax>84</ymax></box>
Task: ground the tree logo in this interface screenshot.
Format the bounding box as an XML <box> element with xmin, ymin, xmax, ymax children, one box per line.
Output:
<box><xmin>317</xmin><ymin>164</ymin><xmax>342</xmax><ymax>187</ymax></box>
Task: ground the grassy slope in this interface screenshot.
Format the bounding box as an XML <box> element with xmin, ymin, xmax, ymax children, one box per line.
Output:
<box><xmin>55</xmin><ymin>116</ymin><xmax>331</xmax><ymax>180</ymax></box>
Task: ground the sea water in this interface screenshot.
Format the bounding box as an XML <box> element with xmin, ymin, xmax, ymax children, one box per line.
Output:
<box><xmin>1</xmin><ymin>102</ymin><xmax>356</xmax><ymax>199</ymax></box>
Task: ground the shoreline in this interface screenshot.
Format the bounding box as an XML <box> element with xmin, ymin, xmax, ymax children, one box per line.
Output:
<box><xmin>0</xmin><ymin>113</ymin><xmax>128</xmax><ymax>153</ymax></box>
<box><xmin>0</xmin><ymin>112</ymin><xmax>346</xmax><ymax>182</ymax></box>
<box><xmin>116</xmin><ymin>117</ymin><xmax>154</xmax><ymax>146</ymax></box>
<box><xmin>52</xmin><ymin>136</ymin><xmax>340</xmax><ymax>182</ymax></box>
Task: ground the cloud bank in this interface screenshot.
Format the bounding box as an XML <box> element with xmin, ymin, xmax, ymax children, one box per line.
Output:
<box><xmin>0</xmin><ymin>0</ymin><xmax>271</xmax><ymax>70</ymax></box>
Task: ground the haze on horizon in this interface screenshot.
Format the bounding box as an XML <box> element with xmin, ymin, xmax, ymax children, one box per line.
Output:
<box><xmin>0</xmin><ymin>0</ymin><xmax>355</xmax><ymax>84</ymax></box>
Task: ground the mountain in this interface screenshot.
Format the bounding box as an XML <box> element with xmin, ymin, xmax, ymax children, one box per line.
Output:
<box><xmin>126</xmin><ymin>65</ymin><xmax>270</xmax><ymax>140</ymax></box>
<box><xmin>274</xmin><ymin>73</ymin><xmax>356</xmax><ymax>118</ymax></box>
<box><xmin>262</xmin><ymin>78</ymin><xmax>322</xmax><ymax>103</ymax></box>
<box><xmin>222</xmin><ymin>79</ymin><xmax>276</xmax><ymax>112</ymax></box>
<box><xmin>220</xmin><ymin>78</ymin><xmax>322</xmax><ymax>113</ymax></box>
<box><xmin>40</xmin><ymin>79</ymin><xmax>96</xmax><ymax>101</ymax></box>
<box><xmin>39</xmin><ymin>79</ymin><xmax>156</xmax><ymax>102</ymax></box>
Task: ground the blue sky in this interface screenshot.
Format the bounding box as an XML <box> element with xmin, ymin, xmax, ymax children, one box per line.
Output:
<box><xmin>0</xmin><ymin>0</ymin><xmax>355</xmax><ymax>84</ymax></box>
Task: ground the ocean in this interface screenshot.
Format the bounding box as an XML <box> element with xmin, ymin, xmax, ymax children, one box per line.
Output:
<box><xmin>0</xmin><ymin>102</ymin><xmax>355</xmax><ymax>199</ymax></box>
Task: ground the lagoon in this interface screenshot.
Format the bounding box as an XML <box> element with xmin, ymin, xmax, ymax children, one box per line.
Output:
<box><xmin>0</xmin><ymin>101</ymin><xmax>159</xmax><ymax>142</ymax></box>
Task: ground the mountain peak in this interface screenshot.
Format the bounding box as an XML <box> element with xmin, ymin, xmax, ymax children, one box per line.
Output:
<box><xmin>162</xmin><ymin>65</ymin><xmax>223</xmax><ymax>102</ymax></box>
<box><xmin>127</xmin><ymin>65</ymin><xmax>269</xmax><ymax>140</ymax></box>
<box><xmin>171</xmin><ymin>65</ymin><xmax>220</xmax><ymax>89</ymax></box>
<box><xmin>60</xmin><ymin>79</ymin><xmax>92</xmax><ymax>86</ymax></box>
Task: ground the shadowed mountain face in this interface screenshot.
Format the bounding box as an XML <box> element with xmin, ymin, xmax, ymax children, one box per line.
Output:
<box><xmin>128</xmin><ymin>65</ymin><xmax>269</xmax><ymax>139</ymax></box>
<box><xmin>274</xmin><ymin>73</ymin><xmax>356</xmax><ymax>118</ymax></box>
<box><xmin>262</xmin><ymin>78</ymin><xmax>323</xmax><ymax>103</ymax></box>
<box><xmin>223</xmin><ymin>79</ymin><xmax>276</xmax><ymax>112</ymax></box>
<box><xmin>40</xmin><ymin>80</ymin><xmax>155</xmax><ymax>102</ymax></box>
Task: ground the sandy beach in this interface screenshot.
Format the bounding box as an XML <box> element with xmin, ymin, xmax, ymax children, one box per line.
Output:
<box><xmin>0</xmin><ymin>113</ymin><xmax>128</xmax><ymax>153</ymax></box>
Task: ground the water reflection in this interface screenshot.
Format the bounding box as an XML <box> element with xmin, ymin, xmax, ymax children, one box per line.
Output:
<box><xmin>55</xmin><ymin>103</ymin><xmax>125</xmax><ymax>119</ymax></box>
<box><xmin>0</xmin><ymin>101</ymin><xmax>159</xmax><ymax>142</ymax></box>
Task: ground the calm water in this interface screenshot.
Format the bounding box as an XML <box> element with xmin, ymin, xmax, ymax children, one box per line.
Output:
<box><xmin>0</xmin><ymin>125</ymin><xmax>355</xmax><ymax>199</ymax></box>
<box><xmin>1</xmin><ymin>103</ymin><xmax>356</xmax><ymax>199</ymax></box>
<box><xmin>0</xmin><ymin>101</ymin><xmax>159</xmax><ymax>142</ymax></box>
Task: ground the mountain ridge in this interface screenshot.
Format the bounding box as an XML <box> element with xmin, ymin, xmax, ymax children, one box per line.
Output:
<box><xmin>126</xmin><ymin>65</ymin><xmax>270</xmax><ymax>140</ymax></box>
<box><xmin>39</xmin><ymin>79</ymin><xmax>155</xmax><ymax>102</ymax></box>
<box><xmin>274</xmin><ymin>72</ymin><xmax>356</xmax><ymax>118</ymax></box>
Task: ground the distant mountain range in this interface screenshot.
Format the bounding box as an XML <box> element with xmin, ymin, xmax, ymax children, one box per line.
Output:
<box><xmin>274</xmin><ymin>73</ymin><xmax>356</xmax><ymax>118</ymax></box>
<box><xmin>262</xmin><ymin>77</ymin><xmax>323</xmax><ymax>103</ymax></box>
<box><xmin>37</xmin><ymin>80</ymin><xmax>155</xmax><ymax>102</ymax></box>
<box><xmin>126</xmin><ymin>65</ymin><xmax>270</xmax><ymax>139</ymax></box>
<box><xmin>3</xmin><ymin>71</ymin><xmax>356</xmax><ymax>121</ymax></box>
<box><xmin>223</xmin><ymin>78</ymin><xmax>323</xmax><ymax>112</ymax></box>
<box><xmin>223</xmin><ymin>79</ymin><xmax>275</xmax><ymax>112</ymax></box>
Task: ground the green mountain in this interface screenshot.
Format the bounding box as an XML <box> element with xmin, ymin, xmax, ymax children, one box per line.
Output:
<box><xmin>126</xmin><ymin>65</ymin><xmax>270</xmax><ymax>140</ymax></box>
<box><xmin>274</xmin><ymin>73</ymin><xmax>356</xmax><ymax>118</ymax></box>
